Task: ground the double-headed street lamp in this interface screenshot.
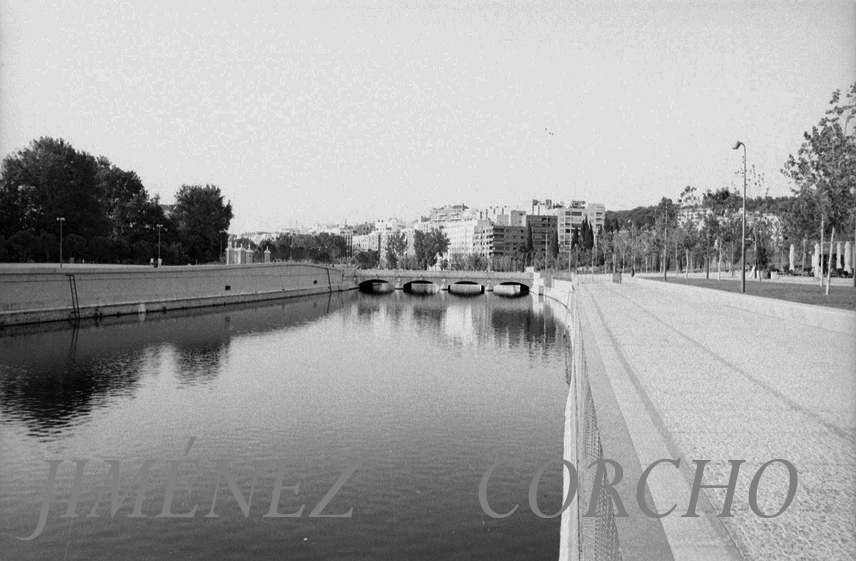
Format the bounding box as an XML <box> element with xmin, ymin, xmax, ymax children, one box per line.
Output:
<box><xmin>57</xmin><ymin>217</ymin><xmax>65</xmax><ymax>268</ymax></box>
<box><xmin>733</xmin><ymin>141</ymin><xmax>747</xmax><ymax>293</ymax></box>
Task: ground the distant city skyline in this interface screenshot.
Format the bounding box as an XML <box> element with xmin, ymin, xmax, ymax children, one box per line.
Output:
<box><xmin>2</xmin><ymin>1</ymin><xmax>854</xmax><ymax>233</ymax></box>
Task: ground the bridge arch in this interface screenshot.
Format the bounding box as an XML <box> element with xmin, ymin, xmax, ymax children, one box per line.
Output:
<box><xmin>448</xmin><ymin>280</ymin><xmax>485</xmax><ymax>296</ymax></box>
<box><xmin>493</xmin><ymin>282</ymin><xmax>530</xmax><ymax>297</ymax></box>
<box><xmin>358</xmin><ymin>279</ymin><xmax>394</xmax><ymax>293</ymax></box>
<box><xmin>403</xmin><ymin>280</ymin><xmax>439</xmax><ymax>295</ymax></box>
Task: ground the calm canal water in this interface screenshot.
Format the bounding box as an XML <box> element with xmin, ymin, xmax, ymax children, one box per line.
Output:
<box><xmin>0</xmin><ymin>290</ymin><xmax>569</xmax><ymax>560</ymax></box>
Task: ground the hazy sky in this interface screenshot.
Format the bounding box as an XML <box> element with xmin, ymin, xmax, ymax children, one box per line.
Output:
<box><xmin>2</xmin><ymin>1</ymin><xmax>855</xmax><ymax>233</ymax></box>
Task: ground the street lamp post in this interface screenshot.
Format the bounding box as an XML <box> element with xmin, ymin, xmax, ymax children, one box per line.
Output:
<box><xmin>843</xmin><ymin>115</ymin><xmax>855</xmax><ymax>288</ymax></box>
<box><xmin>851</xmin><ymin>186</ymin><xmax>855</xmax><ymax>288</ymax></box>
<box><xmin>57</xmin><ymin>217</ymin><xmax>65</xmax><ymax>268</ymax></box>
<box><xmin>663</xmin><ymin>206</ymin><xmax>668</xmax><ymax>282</ymax></box>
<box><xmin>156</xmin><ymin>224</ymin><xmax>164</xmax><ymax>264</ymax></box>
<box><xmin>733</xmin><ymin>141</ymin><xmax>747</xmax><ymax>293</ymax></box>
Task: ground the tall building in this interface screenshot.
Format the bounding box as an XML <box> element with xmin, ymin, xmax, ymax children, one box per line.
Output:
<box><xmin>476</xmin><ymin>224</ymin><xmax>527</xmax><ymax>258</ymax></box>
<box><xmin>353</xmin><ymin>222</ymin><xmax>375</xmax><ymax>236</ymax></box>
<box><xmin>429</xmin><ymin>204</ymin><xmax>470</xmax><ymax>224</ymax></box>
<box><xmin>477</xmin><ymin>205</ymin><xmax>526</xmax><ymax>226</ymax></box>
<box><xmin>444</xmin><ymin>219</ymin><xmax>493</xmax><ymax>257</ymax></box>
<box><xmin>524</xmin><ymin>214</ymin><xmax>558</xmax><ymax>254</ymax></box>
<box><xmin>556</xmin><ymin>200</ymin><xmax>605</xmax><ymax>250</ymax></box>
<box><xmin>352</xmin><ymin>232</ymin><xmax>381</xmax><ymax>254</ymax></box>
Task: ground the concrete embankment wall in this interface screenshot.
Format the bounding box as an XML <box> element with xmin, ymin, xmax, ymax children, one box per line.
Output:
<box><xmin>535</xmin><ymin>275</ymin><xmax>674</xmax><ymax>561</ymax></box>
<box><xmin>0</xmin><ymin>263</ymin><xmax>357</xmax><ymax>327</ymax></box>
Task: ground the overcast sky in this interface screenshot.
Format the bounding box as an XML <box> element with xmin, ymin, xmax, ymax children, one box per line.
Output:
<box><xmin>2</xmin><ymin>0</ymin><xmax>855</xmax><ymax>233</ymax></box>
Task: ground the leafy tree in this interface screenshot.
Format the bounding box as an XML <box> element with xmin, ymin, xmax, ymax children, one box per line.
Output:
<box><xmin>64</xmin><ymin>233</ymin><xmax>86</xmax><ymax>259</ymax></box>
<box><xmin>582</xmin><ymin>217</ymin><xmax>594</xmax><ymax>251</ymax></box>
<box><xmin>97</xmin><ymin>157</ymin><xmax>168</xmax><ymax>262</ymax></box>
<box><xmin>702</xmin><ymin>188</ymin><xmax>742</xmax><ymax>272</ymax></box>
<box><xmin>400</xmin><ymin>255</ymin><xmax>419</xmax><ymax>270</ymax></box>
<box><xmin>355</xmin><ymin>249</ymin><xmax>379</xmax><ymax>269</ymax></box>
<box><xmin>0</xmin><ymin>137</ymin><xmax>109</xmax><ymax>244</ymax></box>
<box><xmin>8</xmin><ymin>230</ymin><xmax>37</xmax><ymax>262</ymax></box>
<box><xmin>172</xmin><ymin>184</ymin><xmax>233</xmax><ymax>264</ymax></box>
<box><xmin>549</xmin><ymin>228</ymin><xmax>559</xmax><ymax>259</ymax></box>
<box><xmin>654</xmin><ymin>197</ymin><xmax>678</xmax><ymax>272</ymax></box>
<box><xmin>782</xmin><ymin>82</ymin><xmax>856</xmax><ymax>240</ymax></box>
<box><xmin>413</xmin><ymin>228</ymin><xmax>449</xmax><ymax>269</ymax></box>
<box><xmin>525</xmin><ymin>222</ymin><xmax>534</xmax><ymax>255</ymax></box>
<box><xmin>0</xmin><ymin>137</ymin><xmax>177</xmax><ymax>264</ymax></box>
<box><xmin>385</xmin><ymin>231</ymin><xmax>408</xmax><ymax>268</ymax></box>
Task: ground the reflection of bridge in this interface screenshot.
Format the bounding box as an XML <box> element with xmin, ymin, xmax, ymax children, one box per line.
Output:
<box><xmin>353</xmin><ymin>269</ymin><xmax>534</xmax><ymax>291</ymax></box>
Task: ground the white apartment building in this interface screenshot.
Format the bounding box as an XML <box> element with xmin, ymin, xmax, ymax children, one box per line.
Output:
<box><xmin>352</xmin><ymin>232</ymin><xmax>381</xmax><ymax>254</ymax></box>
<box><xmin>444</xmin><ymin>219</ymin><xmax>493</xmax><ymax>257</ymax></box>
<box><xmin>429</xmin><ymin>205</ymin><xmax>471</xmax><ymax>223</ymax></box>
<box><xmin>556</xmin><ymin>200</ymin><xmax>605</xmax><ymax>250</ymax></box>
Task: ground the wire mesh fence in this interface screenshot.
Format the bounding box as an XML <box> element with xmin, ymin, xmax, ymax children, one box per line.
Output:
<box><xmin>566</xmin><ymin>277</ymin><xmax>623</xmax><ymax>561</ymax></box>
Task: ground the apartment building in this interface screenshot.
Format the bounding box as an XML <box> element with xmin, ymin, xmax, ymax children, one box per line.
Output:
<box><xmin>477</xmin><ymin>205</ymin><xmax>526</xmax><ymax>226</ymax></box>
<box><xmin>556</xmin><ymin>200</ymin><xmax>605</xmax><ymax>250</ymax></box>
<box><xmin>429</xmin><ymin>204</ymin><xmax>472</xmax><ymax>224</ymax></box>
<box><xmin>445</xmin><ymin>219</ymin><xmax>493</xmax><ymax>257</ymax></box>
<box><xmin>524</xmin><ymin>214</ymin><xmax>558</xmax><ymax>254</ymax></box>
<box><xmin>476</xmin><ymin>224</ymin><xmax>528</xmax><ymax>257</ymax></box>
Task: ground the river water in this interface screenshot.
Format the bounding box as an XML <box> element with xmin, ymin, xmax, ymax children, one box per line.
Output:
<box><xmin>0</xmin><ymin>290</ymin><xmax>569</xmax><ymax>560</ymax></box>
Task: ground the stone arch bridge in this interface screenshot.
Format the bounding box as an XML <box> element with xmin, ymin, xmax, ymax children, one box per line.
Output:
<box><xmin>353</xmin><ymin>269</ymin><xmax>534</xmax><ymax>292</ymax></box>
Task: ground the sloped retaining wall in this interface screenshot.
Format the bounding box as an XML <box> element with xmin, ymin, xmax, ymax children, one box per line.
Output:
<box><xmin>0</xmin><ymin>264</ymin><xmax>357</xmax><ymax>327</ymax></box>
<box><xmin>633</xmin><ymin>276</ymin><xmax>855</xmax><ymax>336</ymax></box>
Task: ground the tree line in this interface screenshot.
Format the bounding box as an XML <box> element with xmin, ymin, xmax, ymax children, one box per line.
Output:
<box><xmin>450</xmin><ymin>82</ymin><xmax>856</xmax><ymax>275</ymax></box>
<box><xmin>596</xmin><ymin>83</ymin><xmax>855</xmax><ymax>275</ymax></box>
<box><xmin>0</xmin><ymin>137</ymin><xmax>233</xmax><ymax>264</ymax></box>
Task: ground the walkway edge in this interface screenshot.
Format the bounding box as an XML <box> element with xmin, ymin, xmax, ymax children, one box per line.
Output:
<box><xmin>633</xmin><ymin>277</ymin><xmax>855</xmax><ymax>336</ymax></box>
<box><xmin>543</xmin><ymin>281</ymin><xmax>675</xmax><ymax>561</ymax></box>
<box><xmin>577</xmin><ymin>284</ymin><xmax>745</xmax><ymax>561</ymax></box>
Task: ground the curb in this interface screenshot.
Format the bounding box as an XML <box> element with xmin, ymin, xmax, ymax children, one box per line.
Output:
<box><xmin>632</xmin><ymin>278</ymin><xmax>855</xmax><ymax>336</ymax></box>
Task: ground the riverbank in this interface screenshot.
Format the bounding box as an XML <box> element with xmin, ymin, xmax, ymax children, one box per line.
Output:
<box><xmin>0</xmin><ymin>263</ymin><xmax>356</xmax><ymax>328</ymax></box>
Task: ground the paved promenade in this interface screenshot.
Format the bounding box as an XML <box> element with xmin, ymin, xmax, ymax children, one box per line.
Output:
<box><xmin>578</xmin><ymin>279</ymin><xmax>855</xmax><ymax>560</ymax></box>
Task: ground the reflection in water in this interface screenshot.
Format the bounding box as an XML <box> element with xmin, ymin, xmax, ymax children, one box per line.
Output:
<box><xmin>1</xmin><ymin>290</ymin><xmax>568</xmax><ymax>561</ymax></box>
<box><xmin>0</xmin><ymin>294</ymin><xmax>344</xmax><ymax>438</ymax></box>
<box><xmin>173</xmin><ymin>340</ymin><xmax>228</xmax><ymax>386</ymax></box>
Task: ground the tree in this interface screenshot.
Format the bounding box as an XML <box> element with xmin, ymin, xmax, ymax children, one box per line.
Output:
<box><xmin>582</xmin><ymin>217</ymin><xmax>594</xmax><ymax>251</ymax></box>
<box><xmin>676</xmin><ymin>186</ymin><xmax>702</xmax><ymax>272</ymax></box>
<box><xmin>385</xmin><ymin>231</ymin><xmax>408</xmax><ymax>269</ymax></box>
<box><xmin>8</xmin><ymin>230</ymin><xmax>37</xmax><ymax>262</ymax></box>
<box><xmin>782</xmin><ymin>82</ymin><xmax>856</xmax><ymax>241</ymax></box>
<box><xmin>524</xmin><ymin>222</ymin><xmax>534</xmax><ymax>265</ymax></box>
<box><xmin>0</xmin><ymin>137</ymin><xmax>176</xmax><ymax>264</ymax></box>
<box><xmin>64</xmin><ymin>234</ymin><xmax>86</xmax><ymax>260</ymax></box>
<box><xmin>0</xmin><ymin>137</ymin><xmax>110</xmax><ymax>245</ymax></box>
<box><xmin>355</xmin><ymin>250</ymin><xmax>379</xmax><ymax>269</ymax></box>
<box><xmin>413</xmin><ymin>230</ymin><xmax>427</xmax><ymax>269</ymax></box>
<box><xmin>172</xmin><ymin>185</ymin><xmax>233</xmax><ymax>264</ymax></box>
<box><xmin>97</xmin><ymin>157</ymin><xmax>168</xmax><ymax>263</ymax></box>
<box><xmin>654</xmin><ymin>197</ymin><xmax>678</xmax><ymax>272</ymax></box>
<box><xmin>549</xmin><ymin>228</ymin><xmax>559</xmax><ymax>261</ymax></box>
<box><xmin>413</xmin><ymin>228</ymin><xmax>449</xmax><ymax>269</ymax></box>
